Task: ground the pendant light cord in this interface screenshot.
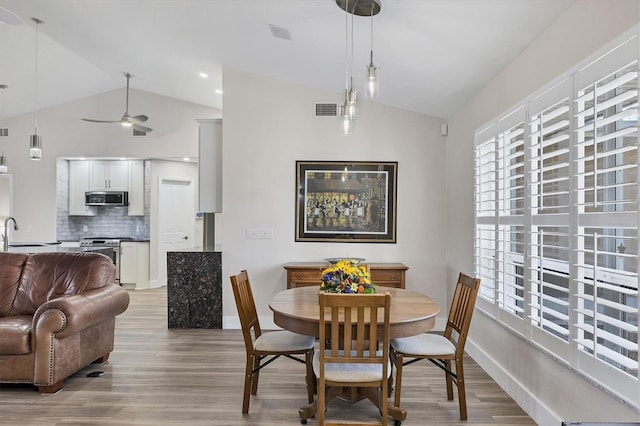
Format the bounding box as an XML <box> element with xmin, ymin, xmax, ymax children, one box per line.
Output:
<box><xmin>370</xmin><ymin>3</ymin><xmax>374</xmax><ymax>51</ymax></box>
<box><xmin>33</xmin><ymin>18</ymin><xmax>42</xmax><ymax>133</ymax></box>
<box><xmin>344</xmin><ymin>0</ymin><xmax>349</xmax><ymax>91</ymax></box>
<box><xmin>350</xmin><ymin>8</ymin><xmax>354</xmax><ymax>83</ymax></box>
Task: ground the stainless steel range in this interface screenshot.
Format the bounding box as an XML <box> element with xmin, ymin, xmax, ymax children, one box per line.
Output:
<box><xmin>80</xmin><ymin>237</ymin><xmax>130</xmax><ymax>284</ymax></box>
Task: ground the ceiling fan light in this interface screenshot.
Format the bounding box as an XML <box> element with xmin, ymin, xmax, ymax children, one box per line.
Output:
<box><xmin>29</xmin><ymin>134</ymin><xmax>42</xmax><ymax>161</ymax></box>
<box><xmin>121</xmin><ymin>121</ymin><xmax>132</xmax><ymax>127</ymax></box>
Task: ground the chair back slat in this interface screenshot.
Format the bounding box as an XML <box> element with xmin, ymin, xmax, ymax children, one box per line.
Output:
<box><xmin>230</xmin><ymin>270</ymin><xmax>262</xmax><ymax>353</ymax></box>
<box><xmin>319</xmin><ymin>292</ymin><xmax>391</xmax><ymax>364</ymax></box>
<box><xmin>445</xmin><ymin>273</ymin><xmax>480</xmax><ymax>352</ymax></box>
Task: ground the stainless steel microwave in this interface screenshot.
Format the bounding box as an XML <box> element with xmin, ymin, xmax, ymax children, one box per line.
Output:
<box><xmin>85</xmin><ymin>191</ymin><xmax>129</xmax><ymax>206</ymax></box>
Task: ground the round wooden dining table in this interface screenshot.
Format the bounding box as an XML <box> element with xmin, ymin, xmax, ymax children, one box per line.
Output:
<box><xmin>270</xmin><ymin>286</ymin><xmax>441</xmax><ymax>424</ymax></box>
<box><xmin>270</xmin><ymin>286</ymin><xmax>441</xmax><ymax>338</ymax></box>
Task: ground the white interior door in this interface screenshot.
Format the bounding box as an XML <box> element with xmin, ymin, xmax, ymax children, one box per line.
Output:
<box><xmin>158</xmin><ymin>177</ymin><xmax>195</xmax><ymax>286</ymax></box>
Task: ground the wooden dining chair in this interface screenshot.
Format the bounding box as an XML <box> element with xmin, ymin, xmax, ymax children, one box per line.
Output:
<box><xmin>230</xmin><ymin>270</ymin><xmax>315</xmax><ymax>414</ymax></box>
<box><xmin>390</xmin><ymin>272</ymin><xmax>480</xmax><ymax>421</ymax></box>
<box><xmin>315</xmin><ymin>292</ymin><xmax>391</xmax><ymax>426</ymax></box>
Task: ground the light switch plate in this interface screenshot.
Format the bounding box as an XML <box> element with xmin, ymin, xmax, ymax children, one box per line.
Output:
<box><xmin>246</xmin><ymin>228</ymin><xmax>273</xmax><ymax>239</ymax></box>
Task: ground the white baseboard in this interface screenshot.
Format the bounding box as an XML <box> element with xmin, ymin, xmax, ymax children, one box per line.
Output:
<box><xmin>465</xmin><ymin>337</ymin><xmax>559</xmax><ymax>426</ymax></box>
<box><xmin>148</xmin><ymin>279</ymin><xmax>164</xmax><ymax>289</ymax></box>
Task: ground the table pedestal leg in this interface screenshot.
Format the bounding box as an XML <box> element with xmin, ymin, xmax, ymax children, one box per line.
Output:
<box><xmin>298</xmin><ymin>386</ymin><xmax>408</xmax><ymax>424</ymax></box>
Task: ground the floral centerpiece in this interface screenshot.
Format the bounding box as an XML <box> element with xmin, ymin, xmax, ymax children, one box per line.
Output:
<box><xmin>320</xmin><ymin>259</ymin><xmax>376</xmax><ymax>294</ymax></box>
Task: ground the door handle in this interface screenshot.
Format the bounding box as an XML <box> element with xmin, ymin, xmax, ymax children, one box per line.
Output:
<box><xmin>183</xmin><ymin>236</ymin><xmax>188</xmax><ymax>240</ymax></box>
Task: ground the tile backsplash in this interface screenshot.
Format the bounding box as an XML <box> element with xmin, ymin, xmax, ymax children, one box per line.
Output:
<box><xmin>56</xmin><ymin>159</ymin><xmax>151</xmax><ymax>241</ymax></box>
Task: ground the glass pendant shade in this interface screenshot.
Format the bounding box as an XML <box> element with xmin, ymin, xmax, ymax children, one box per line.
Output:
<box><xmin>29</xmin><ymin>134</ymin><xmax>42</xmax><ymax>160</ymax></box>
<box><xmin>338</xmin><ymin>103</ymin><xmax>354</xmax><ymax>135</ymax></box>
<box><xmin>0</xmin><ymin>152</ymin><xmax>7</xmax><ymax>174</ymax></box>
<box><xmin>365</xmin><ymin>52</ymin><xmax>379</xmax><ymax>98</ymax></box>
<box><xmin>347</xmin><ymin>83</ymin><xmax>357</xmax><ymax>119</ymax></box>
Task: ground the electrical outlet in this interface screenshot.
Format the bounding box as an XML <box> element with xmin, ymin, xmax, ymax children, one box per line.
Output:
<box><xmin>246</xmin><ymin>228</ymin><xmax>273</xmax><ymax>239</ymax></box>
<box><xmin>83</xmin><ymin>225</ymin><xmax>88</xmax><ymax>232</ymax></box>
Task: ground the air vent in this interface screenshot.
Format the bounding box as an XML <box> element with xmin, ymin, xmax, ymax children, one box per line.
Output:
<box><xmin>0</xmin><ymin>128</ymin><xmax>7</xmax><ymax>137</ymax></box>
<box><xmin>314</xmin><ymin>102</ymin><xmax>338</xmax><ymax>117</ymax></box>
<box><xmin>133</xmin><ymin>128</ymin><xmax>147</xmax><ymax>136</ymax></box>
<box><xmin>269</xmin><ymin>24</ymin><xmax>291</xmax><ymax>41</ymax></box>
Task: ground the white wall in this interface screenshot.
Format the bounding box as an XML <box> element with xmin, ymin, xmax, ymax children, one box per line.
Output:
<box><xmin>445</xmin><ymin>0</ymin><xmax>640</xmax><ymax>423</ymax></box>
<box><xmin>222</xmin><ymin>68</ymin><xmax>447</xmax><ymax>324</ymax></box>
<box><xmin>0</xmin><ymin>88</ymin><xmax>219</xmax><ymax>243</ymax></box>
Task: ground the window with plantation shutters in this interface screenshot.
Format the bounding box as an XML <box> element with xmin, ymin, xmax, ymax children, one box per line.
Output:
<box><xmin>474</xmin><ymin>32</ymin><xmax>639</xmax><ymax>408</ymax></box>
<box><xmin>475</xmin><ymin>134</ymin><xmax>498</xmax><ymax>303</ymax></box>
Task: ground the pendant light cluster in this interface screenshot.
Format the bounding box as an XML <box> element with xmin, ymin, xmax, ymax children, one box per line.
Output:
<box><xmin>29</xmin><ymin>17</ymin><xmax>44</xmax><ymax>161</ymax></box>
<box><xmin>336</xmin><ymin>0</ymin><xmax>381</xmax><ymax>135</ymax></box>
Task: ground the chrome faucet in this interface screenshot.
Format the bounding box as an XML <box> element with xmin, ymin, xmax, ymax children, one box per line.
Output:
<box><xmin>3</xmin><ymin>217</ymin><xmax>18</xmax><ymax>252</ymax></box>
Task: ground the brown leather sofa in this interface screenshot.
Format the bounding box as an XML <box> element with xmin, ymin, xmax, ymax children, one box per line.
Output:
<box><xmin>0</xmin><ymin>251</ymin><xmax>130</xmax><ymax>393</ymax></box>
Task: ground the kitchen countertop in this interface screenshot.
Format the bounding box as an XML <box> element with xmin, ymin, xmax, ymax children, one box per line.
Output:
<box><xmin>5</xmin><ymin>243</ymin><xmax>114</xmax><ymax>255</ymax></box>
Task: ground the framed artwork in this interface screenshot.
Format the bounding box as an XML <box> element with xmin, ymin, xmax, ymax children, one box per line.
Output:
<box><xmin>295</xmin><ymin>160</ymin><xmax>397</xmax><ymax>243</ymax></box>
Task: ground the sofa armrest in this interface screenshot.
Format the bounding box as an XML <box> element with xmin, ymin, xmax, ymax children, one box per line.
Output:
<box><xmin>33</xmin><ymin>284</ymin><xmax>130</xmax><ymax>339</ymax></box>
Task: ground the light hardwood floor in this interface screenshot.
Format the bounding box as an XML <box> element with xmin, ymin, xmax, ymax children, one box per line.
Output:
<box><xmin>0</xmin><ymin>288</ymin><xmax>535</xmax><ymax>426</ymax></box>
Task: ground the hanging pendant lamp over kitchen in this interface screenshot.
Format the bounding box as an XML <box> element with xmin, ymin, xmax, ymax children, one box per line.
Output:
<box><xmin>0</xmin><ymin>84</ymin><xmax>8</xmax><ymax>137</ymax></box>
<box><xmin>29</xmin><ymin>17</ymin><xmax>44</xmax><ymax>161</ymax></box>
<box><xmin>0</xmin><ymin>84</ymin><xmax>8</xmax><ymax>174</ymax></box>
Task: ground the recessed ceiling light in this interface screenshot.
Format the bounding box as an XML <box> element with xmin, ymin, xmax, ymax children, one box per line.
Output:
<box><xmin>215</xmin><ymin>89</ymin><xmax>223</xmax><ymax>94</ymax></box>
<box><xmin>183</xmin><ymin>157</ymin><xmax>189</xmax><ymax>162</ymax></box>
<box><xmin>199</xmin><ymin>72</ymin><xmax>208</xmax><ymax>78</ymax></box>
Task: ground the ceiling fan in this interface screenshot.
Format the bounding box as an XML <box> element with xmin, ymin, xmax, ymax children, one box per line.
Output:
<box><xmin>82</xmin><ymin>72</ymin><xmax>152</xmax><ymax>133</ymax></box>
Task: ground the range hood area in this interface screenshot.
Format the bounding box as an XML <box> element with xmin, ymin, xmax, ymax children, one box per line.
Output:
<box><xmin>85</xmin><ymin>191</ymin><xmax>129</xmax><ymax>206</ymax></box>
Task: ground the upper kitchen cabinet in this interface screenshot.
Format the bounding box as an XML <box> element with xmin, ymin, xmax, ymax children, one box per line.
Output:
<box><xmin>68</xmin><ymin>160</ymin><xmax>145</xmax><ymax>216</ymax></box>
<box><xmin>90</xmin><ymin>160</ymin><xmax>129</xmax><ymax>191</ymax></box>
<box><xmin>68</xmin><ymin>161</ymin><xmax>97</xmax><ymax>216</ymax></box>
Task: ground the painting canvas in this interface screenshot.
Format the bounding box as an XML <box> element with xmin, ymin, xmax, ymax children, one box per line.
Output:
<box><xmin>295</xmin><ymin>161</ymin><xmax>397</xmax><ymax>243</ymax></box>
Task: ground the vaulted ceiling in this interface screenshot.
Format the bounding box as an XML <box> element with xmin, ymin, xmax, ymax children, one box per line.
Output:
<box><xmin>0</xmin><ymin>0</ymin><xmax>573</xmax><ymax>120</ymax></box>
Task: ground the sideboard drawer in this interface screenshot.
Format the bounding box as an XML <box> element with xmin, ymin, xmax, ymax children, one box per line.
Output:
<box><xmin>284</xmin><ymin>262</ymin><xmax>408</xmax><ymax>289</ymax></box>
<box><xmin>289</xmin><ymin>270</ymin><xmax>323</xmax><ymax>286</ymax></box>
<box><xmin>371</xmin><ymin>270</ymin><xmax>403</xmax><ymax>284</ymax></box>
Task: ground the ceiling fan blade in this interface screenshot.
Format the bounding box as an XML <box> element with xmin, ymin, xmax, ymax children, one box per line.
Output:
<box><xmin>129</xmin><ymin>115</ymin><xmax>148</xmax><ymax>123</ymax></box>
<box><xmin>0</xmin><ymin>7</ymin><xmax>23</xmax><ymax>25</ymax></box>
<box><xmin>81</xmin><ymin>118</ymin><xmax>121</xmax><ymax>123</ymax></box>
<box><xmin>132</xmin><ymin>123</ymin><xmax>153</xmax><ymax>133</ymax></box>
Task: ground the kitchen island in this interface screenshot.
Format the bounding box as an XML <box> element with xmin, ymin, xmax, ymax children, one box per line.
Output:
<box><xmin>166</xmin><ymin>246</ymin><xmax>222</xmax><ymax>329</ymax></box>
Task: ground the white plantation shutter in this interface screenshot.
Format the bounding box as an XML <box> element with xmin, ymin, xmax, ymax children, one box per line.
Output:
<box><xmin>474</xmin><ymin>33</ymin><xmax>639</xmax><ymax>407</ymax></box>
<box><xmin>475</xmin><ymin>128</ymin><xmax>498</xmax><ymax>304</ymax></box>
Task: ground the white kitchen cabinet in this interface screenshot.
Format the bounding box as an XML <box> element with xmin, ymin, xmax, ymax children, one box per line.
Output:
<box><xmin>127</xmin><ymin>160</ymin><xmax>145</xmax><ymax>216</ymax></box>
<box><xmin>90</xmin><ymin>160</ymin><xmax>129</xmax><ymax>191</ymax></box>
<box><xmin>68</xmin><ymin>161</ymin><xmax>97</xmax><ymax>216</ymax></box>
<box><xmin>120</xmin><ymin>241</ymin><xmax>150</xmax><ymax>289</ymax></box>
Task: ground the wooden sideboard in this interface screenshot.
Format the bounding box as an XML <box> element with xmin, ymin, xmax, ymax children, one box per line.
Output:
<box><xmin>283</xmin><ymin>262</ymin><xmax>408</xmax><ymax>289</ymax></box>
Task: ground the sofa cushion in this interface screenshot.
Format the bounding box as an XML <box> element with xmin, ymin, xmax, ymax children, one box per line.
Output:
<box><xmin>11</xmin><ymin>252</ymin><xmax>115</xmax><ymax>316</ymax></box>
<box><xmin>0</xmin><ymin>253</ymin><xmax>29</xmax><ymax>316</ymax></box>
<box><xmin>0</xmin><ymin>315</ymin><xmax>32</xmax><ymax>355</ymax></box>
